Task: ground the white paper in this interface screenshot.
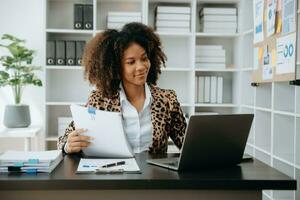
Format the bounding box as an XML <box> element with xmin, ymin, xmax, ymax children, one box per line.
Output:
<box><xmin>267</xmin><ymin>0</ymin><xmax>277</xmax><ymax>37</ymax></box>
<box><xmin>263</xmin><ymin>64</ymin><xmax>273</xmax><ymax>80</ymax></box>
<box><xmin>0</xmin><ymin>150</ymin><xmax>62</xmax><ymax>163</ymax></box>
<box><xmin>276</xmin><ymin>32</ymin><xmax>296</xmax><ymax>74</ymax></box>
<box><xmin>253</xmin><ymin>0</ymin><xmax>264</xmax><ymax>43</ymax></box>
<box><xmin>70</xmin><ymin>104</ymin><xmax>133</xmax><ymax>158</ymax></box>
<box><xmin>77</xmin><ymin>158</ymin><xmax>140</xmax><ymax>173</ymax></box>
<box><xmin>282</xmin><ymin>0</ymin><xmax>296</xmax><ymax>33</ymax></box>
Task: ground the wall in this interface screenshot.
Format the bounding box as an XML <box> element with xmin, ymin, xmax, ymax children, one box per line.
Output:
<box><xmin>0</xmin><ymin>0</ymin><xmax>45</xmax><ymax>151</ymax></box>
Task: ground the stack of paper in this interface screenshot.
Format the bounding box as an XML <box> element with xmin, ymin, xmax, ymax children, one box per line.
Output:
<box><xmin>107</xmin><ymin>12</ymin><xmax>142</xmax><ymax>29</ymax></box>
<box><xmin>195</xmin><ymin>45</ymin><xmax>226</xmax><ymax>69</ymax></box>
<box><xmin>0</xmin><ymin>150</ymin><xmax>63</xmax><ymax>173</ymax></box>
<box><xmin>199</xmin><ymin>7</ymin><xmax>237</xmax><ymax>33</ymax></box>
<box><xmin>196</xmin><ymin>76</ymin><xmax>223</xmax><ymax>104</ymax></box>
<box><xmin>155</xmin><ymin>6</ymin><xmax>191</xmax><ymax>32</ymax></box>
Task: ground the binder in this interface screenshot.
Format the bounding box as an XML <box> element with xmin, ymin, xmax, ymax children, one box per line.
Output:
<box><xmin>74</xmin><ymin>4</ymin><xmax>83</xmax><ymax>29</ymax></box>
<box><xmin>83</xmin><ymin>4</ymin><xmax>93</xmax><ymax>30</ymax></box>
<box><xmin>204</xmin><ymin>76</ymin><xmax>210</xmax><ymax>103</ymax></box>
<box><xmin>198</xmin><ymin>76</ymin><xmax>205</xmax><ymax>103</ymax></box>
<box><xmin>55</xmin><ymin>40</ymin><xmax>66</xmax><ymax>65</ymax></box>
<box><xmin>217</xmin><ymin>76</ymin><xmax>223</xmax><ymax>104</ymax></box>
<box><xmin>46</xmin><ymin>40</ymin><xmax>55</xmax><ymax>65</ymax></box>
<box><xmin>66</xmin><ymin>41</ymin><xmax>76</xmax><ymax>66</ymax></box>
<box><xmin>75</xmin><ymin>41</ymin><xmax>86</xmax><ymax>65</ymax></box>
<box><xmin>210</xmin><ymin>76</ymin><xmax>217</xmax><ymax>103</ymax></box>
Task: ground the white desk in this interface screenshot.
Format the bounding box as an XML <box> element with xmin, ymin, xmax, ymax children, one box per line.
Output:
<box><xmin>0</xmin><ymin>127</ymin><xmax>41</xmax><ymax>151</ymax></box>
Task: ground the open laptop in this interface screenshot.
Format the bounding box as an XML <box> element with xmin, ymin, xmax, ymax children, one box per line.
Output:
<box><xmin>147</xmin><ymin>114</ymin><xmax>254</xmax><ymax>171</ymax></box>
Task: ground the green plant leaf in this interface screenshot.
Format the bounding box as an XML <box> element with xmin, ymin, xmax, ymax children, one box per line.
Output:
<box><xmin>1</xmin><ymin>34</ymin><xmax>25</xmax><ymax>43</ymax></box>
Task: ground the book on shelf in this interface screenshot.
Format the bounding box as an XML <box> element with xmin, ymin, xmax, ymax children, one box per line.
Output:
<box><xmin>156</xmin><ymin>20</ymin><xmax>190</xmax><ymax>27</ymax></box>
<box><xmin>204</xmin><ymin>76</ymin><xmax>210</xmax><ymax>103</ymax></box>
<box><xmin>196</xmin><ymin>49</ymin><xmax>225</xmax><ymax>57</ymax></box>
<box><xmin>156</xmin><ymin>6</ymin><xmax>191</xmax><ymax>14</ymax></box>
<box><xmin>217</xmin><ymin>76</ymin><xmax>223</xmax><ymax>103</ymax></box>
<box><xmin>107</xmin><ymin>16</ymin><xmax>142</xmax><ymax>23</ymax></box>
<box><xmin>156</xmin><ymin>13</ymin><xmax>190</xmax><ymax>21</ymax></box>
<box><xmin>195</xmin><ymin>56</ymin><xmax>225</xmax><ymax>63</ymax></box>
<box><xmin>199</xmin><ymin>7</ymin><xmax>237</xmax><ymax>16</ymax></box>
<box><xmin>195</xmin><ymin>76</ymin><xmax>199</xmax><ymax>103</ymax></box>
<box><xmin>210</xmin><ymin>76</ymin><xmax>217</xmax><ymax>103</ymax></box>
<box><xmin>201</xmin><ymin>21</ymin><xmax>237</xmax><ymax>29</ymax></box>
<box><xmin>156</xmin><ymin>27</ymin><xmax>190</xmax><ymax>33</ymax></box>
<box><xmin>195</xmin><ymin>63</ymin><xmax>226</xmax><ymax>69</ymax></box>
<box><xmin>201</xmin><ymin>28</ymin><xmax>237</xmax><ymax>34</ymax></box>
<box><xmin>58</xmin><ymin>117</ymin><xmax>72</xmax><ymax>137</ymax></box>
<box><xmin>197</xmin><ymin>76</ymin><xmax>205</xmax><ymax>103</ymax></box>
<box><xmin>201</xmin><ymin>15</ymin><xmax>237</xmax><ymax>22</ymax></box>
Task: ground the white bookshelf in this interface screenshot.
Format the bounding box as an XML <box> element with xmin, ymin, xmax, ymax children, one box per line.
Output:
<box><xmin>44</xmin><ymin>1</ymin><xmax>299</xmax><ymax>199</ymax></box>
<box><xmin>240</xmin><ymin>0</ymin><xmax>300</xmax><ymax>199</ymax></box>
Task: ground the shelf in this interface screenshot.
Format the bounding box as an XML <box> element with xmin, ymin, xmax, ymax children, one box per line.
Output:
<box><xmin>273</xmin><ymin>110</ymin><xmax>296</xmax><ymax>117</ymax></box>
<box><xmin>195</xmin><ymin>103</ymin><xmax>237</xmax><ymax>107</ymax></box>
<box><xmin>195</xmin><ymin>68</ymin><xmax>239</xmax><ymax>72</ymax></box>
<box><xmin>46</xmin><ymin>66</ymin><xmax>83</xmax><ymax>70</ymax></box>
<box><xmin>242</xmin><ymin>29</ymin><xmax>253</xmax><ymax>36</ymax></box>
<box><xmin>46</xmin><ymin>29</ymin><xmax>94</xmax><ymax>34</ymax></box>
<box><xmin>296</xmin><ymin>118</ymin><xmax>300</xmax><ymax>167</ymax></box>
<box><xmin>256</xmin><ymin>83</ymin><xmax>272</xmax><ymax>109</ymax></box>
<box><xmin>274</xmin><ymin>82</ymin><xmax>295</xmax><ymax>113</ymax></box>
<box><xmin>195</xmin><ymin>32</ymin><xmax>239</xmax><ymax>38</ymax></box>
<box><xmin>255</xmin><ymin>148</ymin><xmax>271</xmax><ymax>165</ymax></box>
<box><xmin>162</xmin><ymin>68</ymin><xmax>192</xmax><ymax>72</ymax></box>
<box><xmin>241</xmin><ymin>104</ymin><xmax>254</xmax><ymax>109</ymax></box>
<box><xmin>240</xmin><ymin>68</ymin><xmax>254</xmax><ymax>71</ymax></box>
<box><xmin>197</xmin><ymin>0</ymin><xmax>241</xmax><ymax>3</ymax></box>
<box><xmin>255</xmin><ymin>110</ymin><xmax>271</xmax><ymax>153</ymax></box>
<box><xmin>156</xmin><ymin>32</ymin><xmax>193</xmax><ymax>37</ymax></box>
<box><xmin>45</xmin><ymin>137</ymin><xmax>58</xmax><ymax>142</ymax></box>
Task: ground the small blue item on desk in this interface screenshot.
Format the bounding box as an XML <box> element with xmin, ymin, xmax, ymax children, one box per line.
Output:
<box><xmin>88</xmin><ymin>107</ymin><xmax>96</xmax><ymax>120</ymax></box>
<box><xmin>28</xmin><ymin>159</ymin><xmax>39</xmax><ymax>164</ymax></box>
<box><xmin>14</xmin><ymin>162</ymin><xmax>24</xmax><ymax>167</ymax></box>
<box><xmin>26</xmin><ymin>169</ymin><xmax>37</xmax><ymax>174</ymax></box>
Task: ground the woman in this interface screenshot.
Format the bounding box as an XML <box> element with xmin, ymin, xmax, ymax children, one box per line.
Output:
<box><xmin>58</xmin><ymin>22</ymin><xmax>186</xmax><ymax>154</ymax></box>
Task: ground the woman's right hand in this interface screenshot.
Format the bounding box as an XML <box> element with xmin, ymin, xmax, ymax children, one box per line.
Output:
<box><xmin>65</xmin><ymin>128</ymin><xmax>93</xmax><ymax>153</ymax></box>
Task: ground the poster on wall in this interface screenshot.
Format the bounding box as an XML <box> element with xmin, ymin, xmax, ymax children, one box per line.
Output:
<box><xmin>276</xmin><ymin>32</ymin><xmax>296</xmax><ymax>74</ymax></box>
<box><xmin>282</xmin><ymin>0</ymin><xmax>296</xmax><ymax>33</ymax></box>
<box><xmin>254</xmin><ymin>0</ymin><xmax>264</xmax><ymax>43</ymax></box>
<box><xmin>267</xmin><ymin>0</ymin><xmax>277</xmax><ymax>37</ymax></box>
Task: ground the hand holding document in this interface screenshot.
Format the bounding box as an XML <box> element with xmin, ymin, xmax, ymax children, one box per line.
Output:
<box><xmin>70</xmin><ymin>104</ymin><xmax>133</xmax><ymax>158</ymax></box>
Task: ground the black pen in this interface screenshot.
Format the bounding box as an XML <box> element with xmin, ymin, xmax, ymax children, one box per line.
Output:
<box><xmin>101</xmin><ymin>161</ymin><xmax>126</xmax><ymax>168</ymax></box>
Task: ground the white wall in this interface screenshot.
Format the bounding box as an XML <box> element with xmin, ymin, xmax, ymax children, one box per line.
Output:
<box><xmin>0</xmin><ymin>0</ymin><xmax>45</xmax><ymax>151</ymax></box>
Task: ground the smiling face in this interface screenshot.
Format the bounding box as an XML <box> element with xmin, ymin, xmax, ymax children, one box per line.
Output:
<box><xmin>121</xmin><ymin>42</ymin><xmax>151</xmax><ymax>88</ymax></box>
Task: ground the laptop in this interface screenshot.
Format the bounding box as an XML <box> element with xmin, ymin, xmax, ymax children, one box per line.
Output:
<box><xmin>146</xmin><ymin>114</ymin><xmax>254</xmax><ymax>171</ymax></box>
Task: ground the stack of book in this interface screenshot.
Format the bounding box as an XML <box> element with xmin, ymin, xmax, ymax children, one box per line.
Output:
<box><xmin>155</xmin><ymin>6</ymin><xmax>191</xmax><ymax>33</ymax></box>
<box><xmin>107</xmin><ymin>12</ymin><xmax>142</xmax><ymax>29</ymax></box>
<box><xmin>0</xmin><ymin>150</ymin><xmax>63</xmax><ymax>173</ymax></box>
<box><xmin>199</xmin><ymin>7</ymin><xmax>237</xmax><ymax>33</ymax></box>
<box><xmin>195</xmin><ymin>45</ymin><xmax>226</xmax><ymax>69</ymax></box>
<box><xmin>195</xmin><ymin>76</ymin><xmax>223</xmax><ymax>104</ymax></box>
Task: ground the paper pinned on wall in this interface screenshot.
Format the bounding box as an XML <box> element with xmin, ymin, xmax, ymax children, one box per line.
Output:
<box><xmin>263</xmin><ymin>64</ymin><xmax>273</xmax><ymax>80</ymax></box>
<box><xmin>271</xmin><ymin>48</ymin><xmax>277</xmax><ymax>66</ymax></box>
<box><xmin>282</xmin><ymin>0</ymin><xmax>296</xmax><ymax>33</ymax></box>
<box><xmin>266</xmin><ymin>0</ymin><xmax>277</xmax><ymax>37</ymax></box>
<box><xmin>276</xmin><ymin>32</ymin><xmax>296</xmax><ymax>74</ymax></box>
<box><xmin>253</xmin><ymin>0</ymin><xmax>264</xmax><ymax>43</ymax></box>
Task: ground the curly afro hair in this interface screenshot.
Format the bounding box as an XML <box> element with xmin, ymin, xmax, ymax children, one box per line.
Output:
<box><xmin>82</xmin><ymin>22</ymin><xmax>167</xmax><ymax>98</ymax></box>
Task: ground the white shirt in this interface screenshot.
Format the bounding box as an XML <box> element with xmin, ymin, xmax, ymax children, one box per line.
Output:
<box><xmin>119</xmin><ymin>84</ymin><xmax>153</xmax><ymax>153</ymax></box>
<box><xmin>64</xmin><ymin>84</ymin><xmax>153</xmax><ymax>154</ymax></box>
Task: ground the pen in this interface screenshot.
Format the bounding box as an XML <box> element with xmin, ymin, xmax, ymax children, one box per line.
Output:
<box><xmin>100</xmin><ymin>161</ymin><xmax>125</xmax><ymax>168</ymax></box>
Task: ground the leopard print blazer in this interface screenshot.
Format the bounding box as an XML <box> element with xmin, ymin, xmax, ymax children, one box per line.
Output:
<box><xmin>57</xmin><ymin>84</ymin><xmax>187</xmax><ymax>154</ymax></box>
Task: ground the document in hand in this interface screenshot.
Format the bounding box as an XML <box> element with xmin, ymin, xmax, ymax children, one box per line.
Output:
<box><xmin>70</xmin><ymin>104</ymin><xmax>133</xmax><ymax>158</ymax></box>
<box><xmin>0</xmin><ymin>150</ymin><xmax>63</xmax><ymax>173</ymax></box>
<box><xmin>77</xmin><ymin>158</ymin><xmax>140</xmax><ymax>174</ymax></box>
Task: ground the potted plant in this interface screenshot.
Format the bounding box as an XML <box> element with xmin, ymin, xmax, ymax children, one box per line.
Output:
<box><xmin>0</xmin><ymin>34</ymin><xmax>42</xmax><ymax>128</ymax></box>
